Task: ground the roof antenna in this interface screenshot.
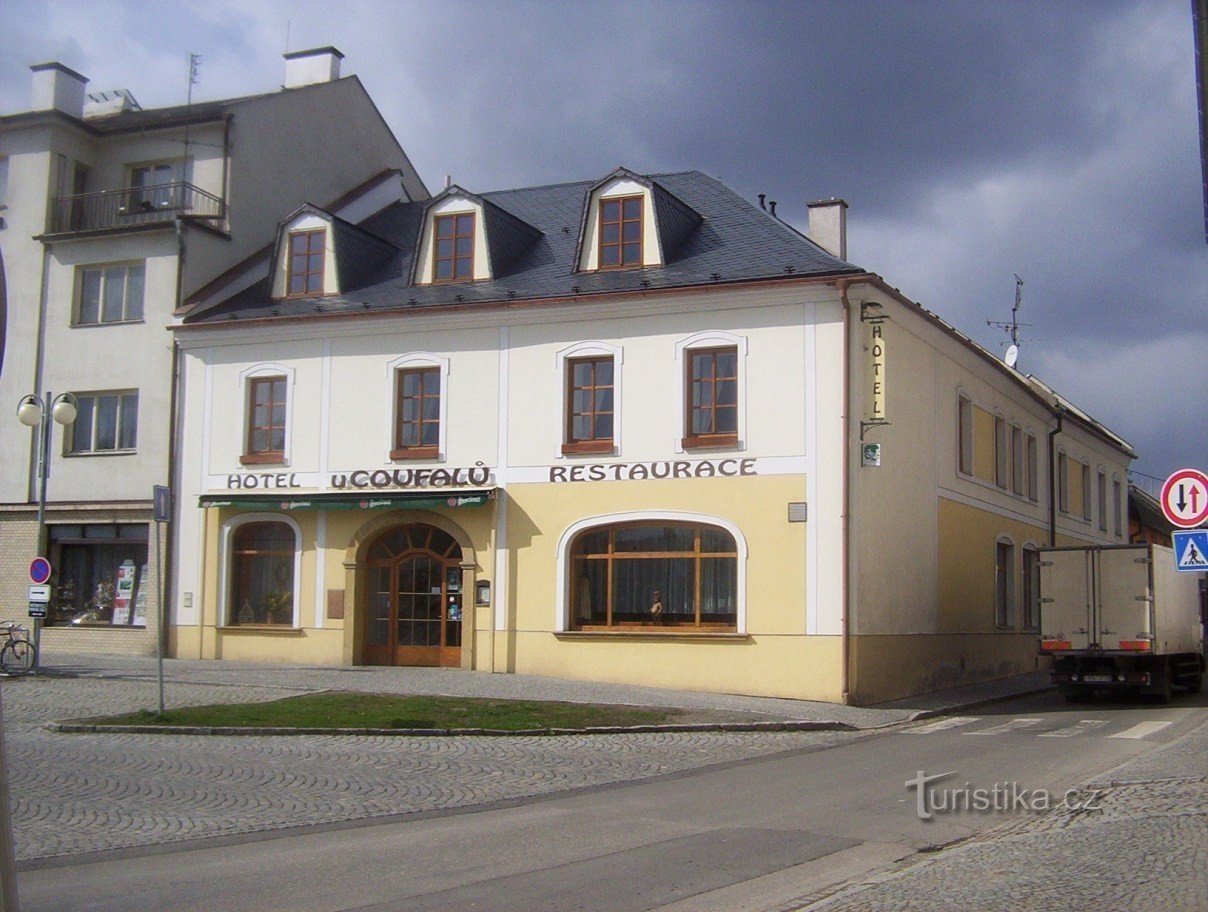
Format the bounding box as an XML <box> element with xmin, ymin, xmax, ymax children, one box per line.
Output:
<box><xmin>758</xmin><ymin>193</ymin><xmax>766</xmax><ymax>210</ymax></box>
<box><xmin>181</xmin><ymin>53</ymin><xmax>200</xmax><ymax>183</ymax></box>
<box><xmin>987</xmin><ymin>274</ymin><xmax>1032</xmax><ymax>368</ymax></box>
<box><xmin>768</xmin><ymin>200</ymin><xmax>777</xmax><ymax>218</ymax></box>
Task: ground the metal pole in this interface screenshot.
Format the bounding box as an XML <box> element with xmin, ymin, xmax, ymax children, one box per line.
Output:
<box><xmin>155</xmin><ymin>519</ymin><xmax>165</xmax><ymax>715</ymax></box>
<box><xmin>0</xmin><ymin>687</ymin><xmax>22</xmax><ymax>911</ymax></box>
<box><xmin>30</xmin><ymin>391</ymin><xmax>52</xmax><ymax>675</ymax></box>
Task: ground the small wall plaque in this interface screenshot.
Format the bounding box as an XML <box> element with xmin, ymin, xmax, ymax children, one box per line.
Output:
<box><xmin>326</xmin><ymin>589</ymin><xmax>345</xmax><ymax>620</ymax></box>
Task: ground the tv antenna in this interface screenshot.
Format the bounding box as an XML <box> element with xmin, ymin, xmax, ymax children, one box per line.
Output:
<box><xmin>987</xmin><ymin>274</ymin><xmax>1032</xmax><ymax>368</ymax></box>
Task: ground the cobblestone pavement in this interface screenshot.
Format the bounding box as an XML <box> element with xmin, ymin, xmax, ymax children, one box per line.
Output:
<box><xmin>0</xmin><ymin>657</ymin><xmax>865</xmax><ymax>862</ymax></box>
<box><xmin>802</xmin><ymin>718</ymin><xmax>1208</xmax><ymax>912</ymax></box>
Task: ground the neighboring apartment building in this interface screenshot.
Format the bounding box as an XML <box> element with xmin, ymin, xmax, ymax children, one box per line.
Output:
<box><xmin>169</xmin><ymin>168</ymin><xmax>1134</xmax><ymax>704</ymax></box>
<box><xmin>0</xmin><ymin>47</ymin><xmax>428</xmax><ymax>656</ymax></box>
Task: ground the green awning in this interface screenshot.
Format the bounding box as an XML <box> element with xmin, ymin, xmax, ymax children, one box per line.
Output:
<box><xmin>199</xmin><ymin>490</ymin><xmax>495</xmax><ymax>511</ymax></box>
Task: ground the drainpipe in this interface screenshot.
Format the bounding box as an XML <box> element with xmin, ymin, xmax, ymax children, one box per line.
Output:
<box><xmin>1048</xmin><ymin>408</ymin><xmax>1064</xmax><ymax>546</ymax></box>
<box><xmin>836</xmin><ymin>277</ymin><xmax>855</xmax><ymax>704</ymax></box>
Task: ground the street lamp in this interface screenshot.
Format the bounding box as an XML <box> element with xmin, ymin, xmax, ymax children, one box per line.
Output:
<box><xmin>16</xmin><ymin>391</ymin><xmax>77</xmax><ymax>671</ymax></box>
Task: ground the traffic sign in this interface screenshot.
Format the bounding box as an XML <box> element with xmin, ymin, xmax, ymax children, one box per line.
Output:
<box><xmin>1172</xmin><ymin>530</ymin><xmax>1208</xmax><ymax>572</ymax></box>
<box><xmin>27</xmin><ymin>604</ymin><xmax>46</xmax><ymax>619</ymax></box>
<box><xmin>27</xmin><ymin>585</ymin><xmax>50</xmax><ymax>604</ymax></box>
<box><xmin>29</xmin><ymin>557</ymin><xmax>51</xmax><ymax>585</ymax></box>
<box><xmin>1159</xmin><ymin>468</ymin><xmax>1208</xmax><ymax>529</ymax></box>
<box><xmin>153</xmin><ymin>485</ymin><xmax>171</xmax><ymax>523</ymax></box>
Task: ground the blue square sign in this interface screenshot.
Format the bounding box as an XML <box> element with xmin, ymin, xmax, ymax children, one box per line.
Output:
<box><xmin>1172</xmin><ymin>530</ymin><xmax>1208</xmax><ymax>572</ymax></box>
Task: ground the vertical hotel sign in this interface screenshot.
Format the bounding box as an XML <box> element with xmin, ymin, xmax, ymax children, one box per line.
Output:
<box><xmin>869</xmin><ymin>320</ymin><xmax>886</xmax><ymax>421</ymax></box>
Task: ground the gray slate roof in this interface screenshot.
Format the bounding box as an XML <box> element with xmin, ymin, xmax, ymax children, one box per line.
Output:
<box><xmin>186</xmin><ymin>170</ymin><xmax>860</xmax><ymax>324</ymax></box>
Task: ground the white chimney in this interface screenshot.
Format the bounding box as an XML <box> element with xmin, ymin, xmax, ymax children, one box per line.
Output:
<box><xmin>807</xmin><ymin>198</ymin><xmax>848</xmax><ymax>260</ymax></box>
<box><xmin>30</xmin><ymin>62</ymin><xmax>88</xmax><ymax>118</ymax></box>
<box><xmin>283</xmin><ymin>46</ymin><xmax>344</xmax><ymax>89</ymax></box>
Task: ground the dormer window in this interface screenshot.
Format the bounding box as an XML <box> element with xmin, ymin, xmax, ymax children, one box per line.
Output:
<box><xmin>599</xmin><ymin>196</ymin><xmax>643</xmax><ymax>268</ymax></box>
<box><xmin>434</xmin><ymin>213</ymin><xmax>474</xmax><ymax>282</ymax></box>
<box><xmin>287</xmin><ymin>229</ymin><xmax>325</xmax><ymax>296</ymax></box>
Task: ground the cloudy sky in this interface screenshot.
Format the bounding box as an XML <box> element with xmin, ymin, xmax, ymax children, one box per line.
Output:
<box><xmin>3</xmin><ymin>0</ymin><xmax>1204</xmax><ymax>482</ymax></box>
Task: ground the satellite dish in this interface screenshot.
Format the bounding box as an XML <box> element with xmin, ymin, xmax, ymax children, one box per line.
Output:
<box><xmin>1004</xmin><ymin>344</ymin><xmax>1019</xmax><ymax>368</ymax></box>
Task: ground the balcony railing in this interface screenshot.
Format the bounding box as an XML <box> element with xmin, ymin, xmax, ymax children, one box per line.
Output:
<box><xmin>49</xmin><ymin>182</ymin><xmax>225</xmax><ymax>234</ymax></box>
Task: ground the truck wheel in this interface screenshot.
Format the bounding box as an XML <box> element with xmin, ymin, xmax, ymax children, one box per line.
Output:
<box><xmin>1149</xmin><ymin>667</ymin><xmax>1173</xmax><ymax>704</ymax></box>
<box><xmin>1185</xmin><ymin>673</ymin><xmax>1203</xmax><ymax>694</ymax></box>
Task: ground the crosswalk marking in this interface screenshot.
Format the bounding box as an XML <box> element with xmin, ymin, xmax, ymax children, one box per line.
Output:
<box><xmin>1038</xmin><ymin>719</ymin><xmax>1109</xmax><ymax>738</ymax></box>
<box><xmin>963</xmin><ymin>718</ymin><xmax>1042</xmax><ymax>736</ymax></box>
<box><xmin>1108</xmin><ymin>720</ymin><xmax>1174</xmax><ymax>740</ymax></box>
<box><xmin>903</xmin><ymin>716</ymin><xmax>980</xmax><ymax>734</ymax></box>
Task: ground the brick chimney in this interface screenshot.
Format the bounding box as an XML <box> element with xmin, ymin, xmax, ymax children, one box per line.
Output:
<box><xmin>283</xmin><ymin>47</ymin><xmax>344</xmax><ymax>89</ymax></box>
<box><xmin>30</xmin><ymin>62</ymin><xmax>88</xmax><ymax>118</ymax></box>
<box><xmin>807</xmin><ymin>198</ymin><xmax>848</xmax><ymax>260</ymax></box>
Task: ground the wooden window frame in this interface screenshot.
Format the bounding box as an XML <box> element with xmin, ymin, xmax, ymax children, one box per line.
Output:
<box><xmin>392</xmin><ymin>366</ymin><xmax>441</xmax><ymax>460</ymax></box>
<box><xmin>957</xmin><ymin>395</ymin><xmax>973</xmax><ymax>476</ymax></box>
<box><xmin>597</xmin><ymin>195</ymin><xmax>644</xmax><ymax>269</ymax></box>
<box><xmin>563</xmin><ymin>356</ymin><xmax>615</xmax><ymax>455</ymax></box>
<box><xmin>993</xmin><ymin>416</ymin><xmax>1008</xmax><ymax>489</ymax></box>
<box><xmin>1026</xmin><ymin>433</ymin><xmax>1039</xmax><ymax>501</ymax></box>
<box><xmin>75</xmin><ymin>262</ymin><xmax>145</xmax><ymax>326</ymax></box>
<box><xmin>285</xmin><ymin>229</ymin><xmax>325</xmax><ymax>298</ymax></box>
<box><xmin>1021</xmin><ymin>546</ymin><xmax>1040</xmax><ymax>631</ymax></box>
<box><xmin>229</xmin><ymin>521</ymin><xmax>296</xmax><ymax>627</ymax></box>
<box><xmin>569</xmin><ymin>522</ymin><xmax>738</xmax><ymax>632</ymax></box>
<box><xmin>65</xmin><ymin>391</ymin><xmax>139</xmax><ymax>455</ymax></box>
<box><xmin>433</xmin><ymin>212</ymin><xmax>475</xmax><ymax>283</ymax></box>
<box><xmin>995</xmin><ymin>538</ymin><xmax>1016</xmax><ymax>629</ymax></box>
<box><xmin>242</xmin><ymin>375</ymin><xmax>287</xmax><ymax>465</ymax></box>
<box><xmin>682</xmin><ymin>346</ymin><xmax>739</xmax><ymax>449</ymax></box>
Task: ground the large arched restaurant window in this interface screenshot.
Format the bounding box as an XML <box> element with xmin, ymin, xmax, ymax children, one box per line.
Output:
<box><xmin>569</xmin><ymin>521</ymin><xmax>737</xmax><ymax>630</ymax></box>
<box><xmin>229</xmin><ymin>521</ymin><xmax>297</xmax><ymax>626</ymax></box>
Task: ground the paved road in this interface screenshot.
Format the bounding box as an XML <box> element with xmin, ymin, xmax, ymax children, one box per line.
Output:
<box><xmin>18</xmin><ymin>686</ymin><xmax>1205</xmax><ymax>912</ymax></box>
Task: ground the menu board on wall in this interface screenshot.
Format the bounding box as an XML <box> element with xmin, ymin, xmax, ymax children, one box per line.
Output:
<box><xmin>131</xmin><ymin>564</ymin><xmax>150</xmax><ymax>627</ymax></box>
<box><xmin>111</xmin><ymin>560</ymin><xmax>136</xmax><ymax>626</ymax></box>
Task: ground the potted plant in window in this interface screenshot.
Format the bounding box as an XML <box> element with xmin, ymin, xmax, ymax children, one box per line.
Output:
<box><xmin>265</xmin><ymin>590</ymin><xmax>293</xmax><ymax>626</ymax></box>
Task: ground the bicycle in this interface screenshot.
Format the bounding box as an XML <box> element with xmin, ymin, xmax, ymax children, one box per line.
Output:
<box><xmin>0</xmin><ymin>621</ymin><xmax>35</xmax><ymax>675</ymax></box>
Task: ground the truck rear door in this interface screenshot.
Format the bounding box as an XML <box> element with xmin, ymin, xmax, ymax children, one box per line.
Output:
<box><xmin>1095</xmin><ymin>546</ymin><xmax>1152</xmax><ymax>651</ymax></box>
<box><xmin>1039</xmin><ymin>549</ymin><xmax>1093</xmax><ymax>650</ymax></box>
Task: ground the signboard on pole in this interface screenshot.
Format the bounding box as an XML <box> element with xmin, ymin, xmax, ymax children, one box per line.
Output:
<box><xmin>1172</xmin><ymin>530</ymin><xmax>1208</xmax><ymax>572</ymax></box>
<box><xmin>153</xmin><ymin>485</ymin><xmax>171</xmax><ymax>523</ymax></box>
<box><xmin>27</xmin><ymin>584</ymin><xmax>50</xmax><ymax>618</ymax></box>
<box><xmin>1160</xmin><ymin>468</ymin><xmax>1208</xmax><ymax>529</ymax></box>
<box><xmin>29</xmin><ymin>558</ymin><xmax>51</xmax><ymax>585</ymax></box>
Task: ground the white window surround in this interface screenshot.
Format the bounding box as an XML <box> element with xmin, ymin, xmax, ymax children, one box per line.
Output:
<box><xmin>415</xmin><ymin>195</ymin><xmax>490</xmax><ymax>284</ymax></box>
<box><xmin>385</xmin><ymin>352</ymin><xmax>450</xmax><ymax>461</ymax></box>
<box><xmin>554</xmin><ymin>510</ymin><xmax>748</xmax><ymax>634</ymax></box>
<box><xmin>238</xmin><ymin>363</ymin><xmax>296</xmax><ymax>467</ymax></box>
<box><xmin>674</xmin><ymin>331</ymin><xmax>748</xmax><ymax>453</ymax></box>
<box><xmin>555</xmin><ymin>340</ymin><xmax>624</xmax><ymax>457</ymax></box>
<box><xmin>218</xmin><ymin>513</ymin><xmax>303</xmax><ymax>629</ymax></box>
<box><xmin>578</xmin><ymin>178</ymin><xmax>663</xmax><ymax>271</ymax></box>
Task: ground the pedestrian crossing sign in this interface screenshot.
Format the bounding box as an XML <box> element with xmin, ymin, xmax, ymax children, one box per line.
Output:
<box><xmin>1172</xmin><ymin>530</ymin><xmax>1208</xmax><ymax>572</ymax></box>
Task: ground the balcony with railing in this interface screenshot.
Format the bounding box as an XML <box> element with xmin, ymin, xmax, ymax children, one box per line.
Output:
<box><xmin>48</xmin><ymin>182</ymin><xmax>225</xmax><ymax>235</ymax></box>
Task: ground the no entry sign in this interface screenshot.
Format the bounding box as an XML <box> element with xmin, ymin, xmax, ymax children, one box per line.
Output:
<box><xmin>1160</xmin><ymin>468</ymin><xmax>1208</xmax><ymax>529</ymax></box>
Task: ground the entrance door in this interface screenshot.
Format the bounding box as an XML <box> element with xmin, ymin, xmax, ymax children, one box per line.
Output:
<box><xmin>363</xmin><ymin>524</ymin><xmax>463</xmax><ymax>667</ymax></box>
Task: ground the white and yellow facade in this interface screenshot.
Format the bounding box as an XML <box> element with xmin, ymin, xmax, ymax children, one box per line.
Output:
<box><xmin>171</xmin><ymin>172</ymin><xmax>1134</xmax><ymax>704</ymax></box>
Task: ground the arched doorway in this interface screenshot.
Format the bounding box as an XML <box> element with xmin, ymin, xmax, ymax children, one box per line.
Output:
<box><xmin>363</xmin><ymin>523</ymin><xmax>464</xmax><ymax>667</ymax></box>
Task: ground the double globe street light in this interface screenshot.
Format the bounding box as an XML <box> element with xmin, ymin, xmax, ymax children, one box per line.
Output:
<box><xmin>16</xmin><ymin>391</ymin><xmax>78</xmax><ymax>672</ymax></box>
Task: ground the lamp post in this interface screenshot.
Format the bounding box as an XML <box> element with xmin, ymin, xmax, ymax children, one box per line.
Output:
<box><xmin>16</xmin><ymin>391</ymin><xmax>77</xmax><ymax>672</ymax></box>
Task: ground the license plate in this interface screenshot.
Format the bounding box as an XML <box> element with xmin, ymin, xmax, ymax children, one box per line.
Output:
<box><xmin>1082</xmin><ymin>674</ymin><xmax>1113</xmax><ymax>683</ymax></box>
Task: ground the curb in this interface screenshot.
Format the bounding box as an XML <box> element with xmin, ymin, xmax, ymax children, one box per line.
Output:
<box><xmin>44</xmin><ymin>718</ymin><xmax>856</xmax><ymax>737</ymax></box>
<box><xmin>901</xmin><ymin>682</ymin><xmax>1055</xmax><ymax>723</ymax></box>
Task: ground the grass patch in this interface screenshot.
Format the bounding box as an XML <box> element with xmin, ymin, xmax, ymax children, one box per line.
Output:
<box><xmin>89</xmin><ymin>692</ymin><xmax>683</xmax><ymax>731</ymax></box>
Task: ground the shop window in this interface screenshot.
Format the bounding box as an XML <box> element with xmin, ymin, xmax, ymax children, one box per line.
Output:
<box><xmin>46</xmin><ymin>524</ymin><xmax>148</xmax><ymax>627</ymax></box>
<box><xmin>995</xmin><ymin>537</ymin><xmax>1016</xmax><ymax>629</ymax></box>
<box><xmin>564</xmin><ymin>356</ymin><xmax>614</xmax><ymax>454</ymax></box>
<box><xmin>228</xmin><ymin>521</ymin><xmax>297</xmax><ymax>626</ymax></box>
<box><xmin>68</xmin><ymin>391</ymin><xmax>138</xmax><ymax>454</ymax></box>
<box><xmin>957</xmin><ymin>395</ymin><xmax>973</xmax><ymax>475</ymax></box>
<box><xmin>433</xmin><ymin>212</ymin><xmax>474</xmax><ymax>282</ymax></box>
<box><xmin>598</xmin><ymin>196</ymin><xmax>643</xmax><ymax>268</ymax></box>
<box><xmin>683</xmin><ymin>346</ymin><xmax>738</xmax><ymax>448</ymax></box>
<box><xmin>393</xmin><ymin>366</ymin><xmax>441</xmax><ymax>459</ymax></box>
<box><xmin>569</xmin><ymin>521</ymin><xmax>737</xmax><ymax>631</ymax></box>
<box><xmin>76</xmin><ymin>262</ymin><xmax>145</xmax><ymax>325</ymax></box>
<box><xmin>286</xmin><ymin>229</ymin><xmax>325</xmax><ymax>296</ymax></box>
<box><xmin>243</xmin><ymin>375</ymin><xmax>287</xmax><ymax>464</ymax></box>
<box><xmin>1022</xmin><ymin>546</ymin><xmax>1040</xmax><ymax>631</ymax></box>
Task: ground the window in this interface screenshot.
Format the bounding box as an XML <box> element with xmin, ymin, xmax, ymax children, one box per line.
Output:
<box><xmin>1081</xmin><ymin>463</ymin><xmax>1092</xmax><ymax>521</ymax></box>
<box><xmin>229</xmin><ymin>521</ymin><xmax>296</xmax><ymax>626</ymax></box>
<box><xmin>76</xmin><ymin>263</ymin><xmax>144</xmax><ymax>324</ymax></box>
<box><xmin>243</xmin><ymin>376</ymin><xmax>286</xmax><ymax>464</ymax></box>
<box><xmin>393</xmin><ymin>367</ymin><xmax>440</xmax><ymax>459</ymax></box>
<box><xmin>569</xmin><ymin>522</ymin><xmax>737</xmax><ymax>630</ymax></box>
<box><xmin>1026</xmin><ymin>434</ymin><xmax>1038</xmax><ymax>501</ymax></box>
<box><xmin>1097</xmin><ymin>472</ymin><xmax>1108</xmax><ymax>532</ymax></box>
<box><xmin>68</xmin><ymin>392</ymin><xmax>138</xmax><ymax>454</ymax></box>
<box><xmin>598</xmin><ymin>196</ymin><xmax>643</xmax><ymax>268</ymax></box>
<box><xmin>1058</xmin><ymin>452</ymin><xmax>1069</xmax><ymax>513</ymax></box>
<box><xmin>286</xmin><ymin>229</ymin><xmax>325</xmax><ymax>296</ymax></box>
<box><xmin>564</xmin><ymin>356</ymin><xmax>614</xmax><ymax>454</ymax></box>
<box><xmin>1113</xmin><ymin>479</ymin><xmax>1123</xmax><ymax>538</ymax></box>
<box><xmin>995</xmin><ymin>538</ymin><xmax>1015</xmax><ymax>629</ymax></box>
<box><xmin>1022</xmin><ymin>547</ymin><xmax>1040</xmax><ymax>631</ymax></box>
<box><xmin>684</xmin><ymin>346</ymin><xmax>738</xmax><ymax>448</ymax></box>
<box><xmin>434</xmin><ymin>213</ymin><xmax>474</xmax><ymax>281</ymax></box>
<box><xmin>0</xmin><ymin>156</ymin><xmax>8</xmax><ymax>207</ymax></box>
<box><xmin>45</xmin><ymin>524</ymin><xmax>148</xmax><ymax>627</ymax></box>
<box><xmin>994</xmin><ymin>417</ymin><xmax>1008</xmax><ymax>488</ymax></box>
<box><xmin>1010</xmin><ymin>426</ymin><xmax>1024</xmax><ymax>495</ymax></box>
<box><xmin>958</xmin><ymin>395</ymin><xmax>973</xmax><ymax>475</ymax></box>
<box><xmin>128</xmin><ymin>162</ymin><xmax>177</xmax><ymax>210</ymax></box>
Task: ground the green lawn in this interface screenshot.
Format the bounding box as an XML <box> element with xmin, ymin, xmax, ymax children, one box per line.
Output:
<box><xmin>91</xmin><ymin>692</ymin><xmax>682</xmax><ymax>731</ymax></box>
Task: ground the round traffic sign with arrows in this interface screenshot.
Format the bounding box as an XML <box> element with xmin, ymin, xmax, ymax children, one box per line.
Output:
<box><xmin>1160</xmin><ymin>468</ymin><xmax>1208</xmax><ymax>529</ymax></box>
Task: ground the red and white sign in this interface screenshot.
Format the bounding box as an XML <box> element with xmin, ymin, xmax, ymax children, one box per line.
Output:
<box><xmin>1160</xmin><ymin>468</ymin><xmax>1208</xmax><ymax>529</ymax></box>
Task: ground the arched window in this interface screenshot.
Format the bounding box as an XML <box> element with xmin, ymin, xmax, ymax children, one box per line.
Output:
<box><xmin>569</xmin><ymin>521</ymin><xmax>738</xmax><ymax>630</ymax></box>
<box><xmin>229</xmin><ymin>521</ymin><xmax>296</xmax><ymax>626</ymax></box>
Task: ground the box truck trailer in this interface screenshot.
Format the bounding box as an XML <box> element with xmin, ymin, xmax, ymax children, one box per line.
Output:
<box><xmin>1038</xmin><ymin>543</ymin><xmax>1204</xmax><ymax>702</ymax></box>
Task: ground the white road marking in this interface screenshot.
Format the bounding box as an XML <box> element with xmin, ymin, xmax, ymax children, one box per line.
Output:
<box><xmin>1038</xmin><ymin>719</ymin><xmax>1109</xmax><ymax>738</ymax></box>
<box><xmin>903</xmin><ymin>716</ymin><xmax>980</xmax><ymax>734</ymax></box>
<box><xmin>963</xmin><ymin>718</ymin><xmax>1043</xmax><ymax>736</ymax></box>
<box><xmin>1107</xmin><ymin>720</ymin><xmax>1174</xmax><ymax>740</ymax></box>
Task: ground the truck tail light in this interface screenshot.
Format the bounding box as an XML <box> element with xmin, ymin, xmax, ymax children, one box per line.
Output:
<box><xmin>1041</xmin><ymin>640</ymin><xmax>1071</xmax><ymax>651</ymax></box>
<box><xmin>1118</xmin><ymin>640</ymin><xmax>1152</xmax><ymax>651</ymax></box>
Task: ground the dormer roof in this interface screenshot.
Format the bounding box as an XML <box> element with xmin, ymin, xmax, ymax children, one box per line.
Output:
<box><xmin>269</xmin><ymin>203</ymin><xmax>400</xmax><ymax>298</ymax></box>
<box><xmin>572</xmin><ymin>166</ymin><xmax>703</xmax><ymax>268</ymax></box>
<box><xmin>408</xmin><ymin>185</ymin><xmax>542</xmax><ymax>285</ymax></box>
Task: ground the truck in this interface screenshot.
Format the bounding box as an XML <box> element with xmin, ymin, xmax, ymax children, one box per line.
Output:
<box><xmin>1038</xmin><ymin>543</ymin><xmax>1204</xmax><ymax>702</ymax></box>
